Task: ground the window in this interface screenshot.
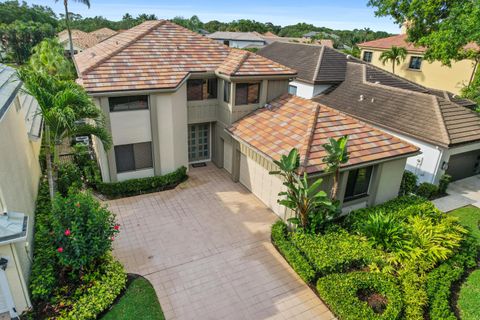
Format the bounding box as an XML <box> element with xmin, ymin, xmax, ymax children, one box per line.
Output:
<box><xmin>114</xmin><ymin>142</ymin><xmax>153</xmax><ymax>173</ymax></box>
<box><xmin>409</xmin><ymin>56</ymin><xmax>423</xmax><ymax>70</ymax></box>
<box><xmin>344</xmin><ymin>166</ymin><xmax>373</xmax><ymax>201</ymax></box>
<box><xmin>288</xmin><ymin>85</ymin><xmax>298</xmax><ymax>95</ymax></box>
<box><xmin>223</xmin><ymin>81</ymin><xmax>231</xmax><ymax>103</ymax></box>
<box><xmin>223</xmin><ymin>40</ymin><xmax>230</xmax><ymax>46</ymax></box>
<box><xmin>109</xmin><ymin>96</ymin><xmax>148</xmax><ymax>112</ymax></box>
<box><xmin>235</xmin><ymin>83</ymin><xmax>260</xmax><ymax>105</ymax></box>
<box><xmin>362</xmin><ymin>51</ymin><xmax>373</xmax><ymax>63</ymax></box>
<box><xmin>187</xmin><ymin>79</ymin><xmax>218</xmax><ymax>101</ymax></box>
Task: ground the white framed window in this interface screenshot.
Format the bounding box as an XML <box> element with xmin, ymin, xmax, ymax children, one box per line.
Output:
<box><xmin>288</xmin><ymin>85</ymin><xmax>298</xmax><ymax>95</ymax></box>
<box><xmin>362</xmin><ymin>51</ymin><xmax>373</xmax><ymax>63</ymax></box>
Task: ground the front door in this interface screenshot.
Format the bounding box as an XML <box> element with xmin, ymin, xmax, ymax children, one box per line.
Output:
<box><xmin>188</xmin><ymin>123</ymin><xmax>210</xmax><ymax>163</ymax></box>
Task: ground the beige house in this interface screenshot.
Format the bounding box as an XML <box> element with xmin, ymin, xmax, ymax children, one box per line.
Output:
<box><xmin>0</xmin><ymin>65</ymin><xmax>42</xmax><ymax>317</ymax></box>
<box><xmin>358</xmin><ymin>33</ymin><xmax>479</xmax><ymax>95</ymax></box>
<box><xmin>73</xmin><ymin>20</ymin><xmax>420</xmax><ymax>218</ymax></box>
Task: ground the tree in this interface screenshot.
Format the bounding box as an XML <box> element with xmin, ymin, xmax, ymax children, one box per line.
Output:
<box><xmin>379</xmin><ymin>46</ymin><xmax>408</xmax><ymax>74</ymax></box>
<box><xmin>18</xmin><ymin>68</ymin><xmax>111</xmax><ymax>199</ymax></box>
<box><xmin>56</xmin><ymin>0</ymin><xmax>91</xmax><ymax>58</ymax></box>
<box><xmin>28</xmin><ymin>38</ymin><xmax>75</xmax><ymax>80</ymax></box>
<box><xmin>322</xmin><ymin>135</ymin><xmax>349</xmax><ymax>200</ymax></box>
<box><xmin>0</xmin><ymin>1</ymin><xmax>58</xmax><ymax>26</ymax></box>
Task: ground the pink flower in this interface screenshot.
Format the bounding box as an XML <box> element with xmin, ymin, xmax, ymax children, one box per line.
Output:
<box><xmin>114</xmin><ymin>224</ymin><xmax>120</xmax><ymax>231</ymax></box>
<box><xmin>57</xmin><ymin>247</ymin><xmax>63</xmax><ymax>253</ymax></box>
<box><xmin>64</xmin><ymin>229</ymin><xmax>71</xmax><ymax>236</ymax></box>
<box><xmin>110</xmin><ymin>236</ymin><xmax>115</xmax><ymax>241</ymax></box>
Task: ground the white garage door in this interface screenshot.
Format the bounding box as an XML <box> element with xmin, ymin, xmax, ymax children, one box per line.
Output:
<box><xmin>239</xmin><ymin>153</ymin><xmax>285</xmax><ymax>217</ymax></box>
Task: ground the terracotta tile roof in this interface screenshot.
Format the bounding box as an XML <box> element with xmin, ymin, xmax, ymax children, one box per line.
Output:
<box><xmin>228</xmin><ymin>94</ymin><xmax>419</xmax><ymax>174</ymax></box>
<box><xmin>74</xmin><ymin>21</ymin><xmax>295</xmax><ymax>93</ymax></box>
<box><xmin>359</xmin><ymin>34</ymin><xmax>479</xmax><ymax>53</ymax></box>
<box><xmin>89</xmin><ymin>27</ymin><xmax>118</xmax><ymax>42</ymax></box>
<box><xmin>57</xmin><ymin>29</ymin><xmax>99</xmax><ymax>50</ymax></box>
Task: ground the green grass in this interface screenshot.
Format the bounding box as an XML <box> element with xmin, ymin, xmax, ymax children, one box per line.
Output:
<box><xmin>450</xmin><ymin>205</ymin><xmax>480</xmax><ymax>243</ymax></box>
<box><xmin>101</xmin><ymin>276</ymin><xmax>165</xmax><ymax>320</ymax></box>
<box><xmin>458</xmin><ymin>270</ymin><xmax>480</xmax><ymax>320</ymax></box>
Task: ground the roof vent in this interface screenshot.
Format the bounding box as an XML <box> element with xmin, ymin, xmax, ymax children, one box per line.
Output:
<box><xmin>346</xmin><ymin>55</ymin><xmax>352</xmax><ymax>60</ymax></box>
<box><xmin>359</xmin><ymin>95</ymin><xmax>364</xmax><ymax>102</ymax></box>
<box><xmin>371</xmin><ymin>98</ymin><xmax>375</xmax><ymax>103</ymax></box>
<box><xmin>264</xmin><ymin>103</ymin><xmax>272</xmax><ymax>110</ymax></box>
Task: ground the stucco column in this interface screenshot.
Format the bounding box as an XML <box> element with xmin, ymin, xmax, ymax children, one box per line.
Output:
<box><xmin>231</xmin><ymin>139</ymin><xmax>241</xmax><ymax>182</ymax></box>
<box><xmin>99</xmin><ymin>97</ymin><xmax>117</xmax><ymax>182</ymax></box>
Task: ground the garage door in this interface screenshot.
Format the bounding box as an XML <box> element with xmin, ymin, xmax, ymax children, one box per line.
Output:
<box><xmin>223</xmin><ymin>140</ymin><xmax>232</xmax><ymax>174</ymax></box>
<box><xmin>446</xmin><ymin>150</ymin><xmax>480</xmax><ymax>181</ymax></box>
<box><xmin>239</xmin><ymin>154</ymin><xmax>285</xmax><ymax>217</ymax></box>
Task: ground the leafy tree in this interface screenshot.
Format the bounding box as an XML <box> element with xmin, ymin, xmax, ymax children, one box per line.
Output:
<box><xmin>18</xmin><ymin>68</ymin><xmax>111</xmax><ymax>198</ymax></box>
<box><xmin>0</xmin><ymin>21</ymin><xmax>55</xmax><ymax>64</ymax></box>
<box><xmin>0</xmin><ymin>0</ymin><xmax>57</xmax><ymax>26</ymax></box>
<box><xmin>56</xmin><ymin>0</ymin><xmax>91</xmax><ymax>58</ymax></box>
<box><xmin>342</xmin><ymin>45</ymin><xmax>361</xmax><ymax>58</ymax></box>
<box><xmin>379</xmin><ymin>46</ymin><xmax>408</xmax><ymax>74</ymax></box>
<box><xmin>322</xmin><ymin>135</ymin><xmax>349</xmax><ymax>200</ymax></box>
<box><xmin>28</xmin><ymin>38</ymin><xmax>75</xmax><ymax>80</ymax></box>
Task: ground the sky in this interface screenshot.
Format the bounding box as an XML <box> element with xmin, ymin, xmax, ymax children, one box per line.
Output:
<box><xmin>26</xmin><ymin>0</ymin><xmax>400</xmax><ymax>33</ymax></box>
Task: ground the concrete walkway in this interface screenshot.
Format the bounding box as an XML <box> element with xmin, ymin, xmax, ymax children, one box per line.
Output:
<box><xmin>433</xmin><ymin>175</ymin><xmax>480</xmax><ymax>212</ymax></box>
<box><xmin>108</xmin><ymin>163</ymin><xmax>334</xmax><ymax>320</ymax></box>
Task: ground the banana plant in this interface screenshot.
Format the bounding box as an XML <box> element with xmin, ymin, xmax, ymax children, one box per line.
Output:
<box><xmin>322</xmin><ymin>135</ymin><xmax>349</xmax><ymax>200</ymax></box>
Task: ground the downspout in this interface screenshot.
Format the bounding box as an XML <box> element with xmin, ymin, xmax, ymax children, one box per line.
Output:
<box><xmin>431</xmin><ymin>146</ymin><xmax>444</xmax><ymax>184</ymax></box>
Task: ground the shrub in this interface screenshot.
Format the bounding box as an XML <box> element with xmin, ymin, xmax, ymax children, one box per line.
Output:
<box><xmin>96</xmin><ymin>166</ymin><xmax>188</xmax><ymax>198</ymax></box>
<box><xmin>291</xmin><ymin>229</ymin><xmax>378</xmax><ymax>276</ymax></box>
<box><xmin>399</xmin><ymin>170</ymin><xmax>418</xmax><ymax>196</ymax></box>
<box><xmin>399</xmin><ymin>270</ymin><xmax>428</xmax><ymax>320</ymax></box>
<box><xmin>316</xmin><ymin>272</ymin><xmax>403</xmax><ymax>320</ymax></box>
<box><xmin>416</xmin><ymin>182</ymin><xmax>439</xmax><ymax>200</ymax></box>
<box><xmin>57</xmin><ymin>255</ymin><xmax>127</xmax><ymax>320</ymax></box>
<box><xmin>438</xmin><ymin>174</ymin><xmax>452</xmax><ymax>195</ymax></box>
<box><xmin>271</xmin><ymin>221</ymin><xmax>316</xmax><ymax>283</ymax></box>
<box><xmin>51</xmin><ymin>190</ymin><xmax>119</xmax><ymax>272</ymax></box>
<box><xmin>359</xmin><ymin>211</ymin><xmax>405</xmax><ymax>251</ymax></box>
<box><xmin>57</xmin><ymin>162</ymin><xmax>82</xmax><ymax>196</ymax></box>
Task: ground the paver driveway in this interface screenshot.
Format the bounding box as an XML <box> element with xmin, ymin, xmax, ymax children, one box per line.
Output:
<box><xmin>108</xmin><ymin>163</ymin><xmax>334</xmax><ymax>320</ymax></box>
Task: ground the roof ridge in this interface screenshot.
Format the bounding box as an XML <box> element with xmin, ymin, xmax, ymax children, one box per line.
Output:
<box><xmin>80</xmin><ymin>20</ymin><xmax>165</xmax><ymax>75</ymax></box>
<box><xmin>299</xmin><ymin>101</ymin><xmax>321</xmax><ymax>174</ymax></box>
<box><xmin>433</xmin><ymin>96</ymin><xmax>453</xmax><ymax>146</ymax></box>
<box><xmin>312</xmin><ymin>45</ymin><xmax>325</xmax><ymax>82</ymax></box>
<box><xmin>232</xmin><ymin>50</ymin><xmax>251</xmax><ymax>75</ymax></box>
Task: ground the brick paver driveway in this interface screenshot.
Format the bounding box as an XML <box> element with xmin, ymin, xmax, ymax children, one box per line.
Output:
<box><xmin>108</xmin><ymin>163</ymin><xmax>334</xmax><ymax>320</ymax></box>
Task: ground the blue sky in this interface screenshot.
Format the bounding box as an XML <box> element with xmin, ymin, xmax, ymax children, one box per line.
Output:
<box><xmin>27</xmin><ymin>0</ymin><xmax>400</xmax><ymax>33</ymax></box>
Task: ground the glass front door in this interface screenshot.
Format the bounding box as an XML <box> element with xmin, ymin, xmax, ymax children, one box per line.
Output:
<box><xmin>188</xmin><ymin>123</ymin><xmax>210</xmax><ymax>163</ymax></box>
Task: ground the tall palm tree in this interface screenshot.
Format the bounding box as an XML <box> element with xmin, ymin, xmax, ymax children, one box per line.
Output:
<box><xmin>322</xmin><ymin>135</ymin><xmax>349</xmax><ymax>200</ymax></box>
<box><xmin>56</xmin><ymin>0</ymin><xmax>91</xmax><ymax>58</ymax></box>
<box><xmin>379</xmin><ymin>46</ymin><xmax>408</xmax><ymax>74</ymax></box>
<box><xmin>18</xmin><ymin>68</ymin><xmax>111</xmax><ymax>199</ymax></box>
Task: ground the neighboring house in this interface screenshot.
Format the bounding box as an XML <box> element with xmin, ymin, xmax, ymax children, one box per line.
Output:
<box><xmin>57</xmin><ymin>29</ymin><xmax>100</xmax><ymax>54</ymax></box>
<box><xmin>89</xmin><ymin>27</ymin><xmax>118</xmax><ymax>42</ymax></box>
<box><xmin>206</xmin><ymin>31</ymin><xmax>266</xmax><ymax>48</ymax></box>
<box><xmin>358</xmin><ymin>33</ymin><xmax>480</xmax><ymax>95</ymax></box>
<box><xmin>228</xmin><ymin>94</ymin><xmax>419</xmax><ymax>216</ymax></box>
<box><xmin>73</xmin><ymin>20</ymin><xmax>419</xmax><ymax>217</ymax></box>
<box><xmin>257</xmin><ymin>42</ymin><xmax>346</xmax><ymax>99</ymax></box>
<box><xmin>0</xmin><ymin>64</ymin><xmax>42</xmax><ymax>317</ymax></box>
<box><xmin>314</xmin><ymin>61</ymin><xmax>480</xmax><ymax>184</ymax></box>
<box><xmin>303</xmin><ymin>31</ymin><xmax>319</xmax><ymax>39</ymax></box>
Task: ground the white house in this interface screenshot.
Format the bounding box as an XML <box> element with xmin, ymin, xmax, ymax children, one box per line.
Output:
<box><xmin>206</xmin><ymin>31</ymin><xmax>266</xmax><ymax>49</ymax></box>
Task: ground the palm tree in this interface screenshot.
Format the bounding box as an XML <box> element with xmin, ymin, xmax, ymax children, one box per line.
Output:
<box><xmin>322</xmin><ymin>135</ymin><xmax>349</xmax><ymax>200</ymax></box>
<box><xmin>379</xmin><ymin>46</ymin><xmax>408</xmax><ymax>74</ymax></box>
<box><xmin>18</xmin><ymin>68</ymin><xmax>111</xmax><ymax>199</ymax></box>
<box><xmin>56</xmin><ymin>0</ymin><xmax>91</xmax><ymax>58</ymax></box>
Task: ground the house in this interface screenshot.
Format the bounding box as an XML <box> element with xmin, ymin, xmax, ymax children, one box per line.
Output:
<box><xmin>0</xmin><ymin>64</ymin><xmax>42</xmax><ymax>317</ymax></box>
<box><xmin>73</xmin><ymin>20</ymin><xmax>420</xmax><ymax>217</ymax></box>
<box><xmin>358</xmin><ymin>32</ymin><xmax>480</xmax><ymax>94</ymax></box>
<box><xmin>57</xmin><ymin>29</ymin><xmax>100</xmax><ymax>54</ymax></box>
<box><xmin>89</xmin><ymin>27</ymin><xmax>118</xmax><ymax>42</ymax></box>
<box><xmin>258</xmin><ymin>41</ymin><xmax>480</xmax><ymax>184</ymax></box>
<box><xmin>257</xmin><ymin>42</ymin><xmax>346</xmax><ymax>98</ymax></box>
<box><xmin>303</xmin><ymin>31</ymin><xmax>320</xmax><ymax>39</ymax></box>
<box><xmin>206</xmin><ymin>31</ymin><xmax>267</xmax><ymax>48</ymax></box>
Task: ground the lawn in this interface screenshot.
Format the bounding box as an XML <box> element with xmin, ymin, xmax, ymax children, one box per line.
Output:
<box><xmin>102</xmin><ymin>276</ymin><xmax>165</xmax><ymax>320</ymax></box>
<box><xmin>450</xmin><ymin>205</ymin><xmax>480</xmax><ymax>243</ymax></box>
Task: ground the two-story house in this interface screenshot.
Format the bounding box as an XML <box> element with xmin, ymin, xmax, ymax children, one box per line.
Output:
<box><xmin>74</xmin><ymin>21</ymin><xmax>421</xmax><ymax>217</ymax></box>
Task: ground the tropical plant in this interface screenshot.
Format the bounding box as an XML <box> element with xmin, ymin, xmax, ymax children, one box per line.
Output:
<box><xmin>322</xmin><ymin>135</ymin><xmax>349</xmax><ymax>199</ymax></box>
<box><xmin>18</xmin><ymin>68</ymin><xmax>111</xmax><ymax>198</ymax></box>
<box><xmin>359</xmin><ymin>211</ymin><xmax>405</xmax><ymax>251</ymax></box>
<box><xmin>56</xmin><ymin>0</ymin><xmax>91</xmax><ymax>57</ymax></box>
<box><xmin>28</xmin><ymin>38</ymin><xmax>75</xmax><ymax>80</ymax></box>
<box><xmin>399</xmin><ymin>170</ymin><xmax>418</xmax><ymax>196</ymax></box>
<box><xmin>379</xmin><ymin>46</ymin><xmax>408</xmax><ymax>74</ymax></box>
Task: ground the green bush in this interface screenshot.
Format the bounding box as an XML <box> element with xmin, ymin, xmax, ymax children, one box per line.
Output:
<box><xmin>57</xmin><ymin>162</ymin><xmax>82</xmax><ymax>196</ymax></box>
<box><xmin>271</xmin><ymin>221</ymin><xmax>316</xmax><ymax>283</ymax></box>
<box><xmin>399</xmin><ymin>170</ymin><xmax>418</xmax><ymax>196</ymax></box>
<box><xmin>399</xmin><ymin>271</ymin><xmax>427</xmax><ymax>320</ymax></box>
<box><xmin>96</xmin><ymin>166</ymin><xmax>188</xmax><ymax>198</ymax></box>
<box><xmin>359</xmin><ymin>211</ymin><xmax>405</xmax><ymax>252</ymax></box>
<box><xmin>316</xmin><ymin>272</ymin><xmax>403</xmax><ymax>320</ymax></box>
<box><xmin>51</xmin><ymin>190</ymin><xmax>119</xmax><ymax>272</ymax></box>
<box><xmin>57</xmin><ymin>255</ymin><xmax>127</xmax><ymax>320</ymax></box>
<box><xmin>416</xmin><ymin>182</ymin><xmax>439</xmax><ymax>200</ymax></box>
<box><xmin>438</xmin><ymin>174</ymin><xmax>452</xmax><ymax>195</ymax></box>
<box><xmin>291</xmin><ymin>229</ymin><xmax>378</xmax><ymax>276</ymax></box>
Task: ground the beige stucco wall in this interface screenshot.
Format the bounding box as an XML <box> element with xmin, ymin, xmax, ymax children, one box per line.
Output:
<box><xmin>0</xmin><ymin>98</ymin><xmax>41</xmax><ymax>314</ymax></box>
<box><xmin>361</xmin><ymin>48</ymin><xmax>476</xmax><ymax>94</ymax></box>
<box><xmin>373</xmin><ymin>158</ymin><xmax>407</xmax><ymax>205</ymax></box>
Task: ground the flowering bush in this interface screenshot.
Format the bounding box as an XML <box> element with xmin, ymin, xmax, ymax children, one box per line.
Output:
<box><xmin>51</xmin><ymin>190</ymin><xmax>119</xmax><ymax>272</ymax></box>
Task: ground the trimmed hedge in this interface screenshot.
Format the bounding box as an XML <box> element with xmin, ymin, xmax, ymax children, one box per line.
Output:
<box><xmin>96</xmin><ymin>166</ymin><xmax>188</xmax><ymax>198</ymax></box>
<box><xmin>416</xmin><ymin>182</ymin><xmax>439</xmax><ymax>200</ymax></box>
<box><xmin>291</xmin><ymin>230</ymin><xmax>378</xmax><ymax>277</ymax></box>
<box><xmin>399</xmin><ymin>170</ymin><xmax>418</xmax><ymax>196</ymax></box>
<box><xmin>317</xmin><ymin>272</ymin><xmax>403</xmax><ymax>320</ymax></box>
<box><xmin>271</xmin><ymin>221</ymin><xmax>316</xmax><ymax>283</ymax></box>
